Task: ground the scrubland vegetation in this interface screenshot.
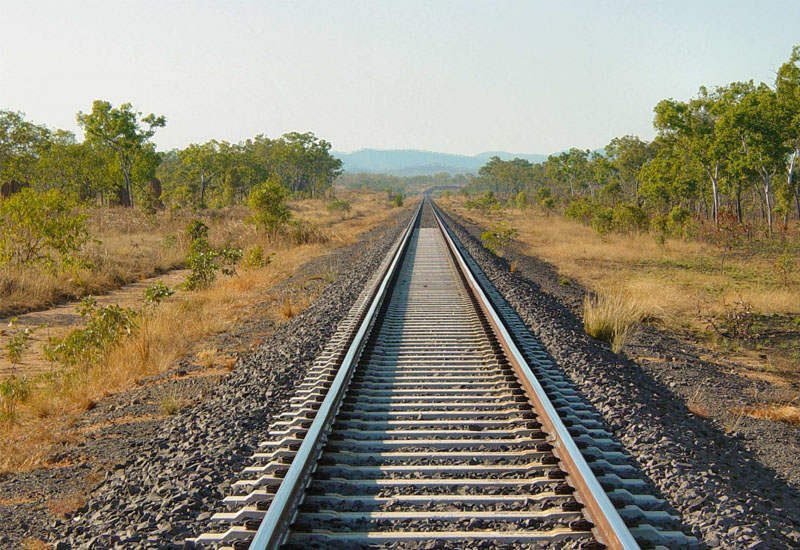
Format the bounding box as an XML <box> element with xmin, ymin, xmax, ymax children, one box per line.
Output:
<box><xmin>0</xmin><ymin>98</ymin><xmax>409</xmax><ymax>472</ymax></box>
<box><xmin>440</xmin><ymin>45</ymin><xmax>800</xmax><ymax>425</ymax></box>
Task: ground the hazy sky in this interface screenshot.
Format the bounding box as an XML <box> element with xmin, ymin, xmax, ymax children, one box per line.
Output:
<box><xmin>1</xmin><ymin>1</ymin><xmax>799</xmax><ymax>155</ymax></box>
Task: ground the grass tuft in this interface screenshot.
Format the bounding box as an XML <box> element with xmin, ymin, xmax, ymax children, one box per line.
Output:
<box><xmin>583</xmin><ymin>292</ymin><xmax>643</xmax><ymax>353</ymax></box>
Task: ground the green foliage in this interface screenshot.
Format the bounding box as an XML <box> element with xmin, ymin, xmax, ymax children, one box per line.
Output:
<box><xmin>186</xmin><ymin>219</ymin><xmax>209</xmax><ymax>241</ymax></box>
<box><xmin>244</xmin><ymin>245</ymin><xmax>274</xmax><ymax>269</ymax></box>
<box><xmin>76</xmin><ymin>100</ymin><xmax>166</xmax><ymax>208</ymax></box>
<box><xmin>565</xmin><ymin>198</ymin><xmax>595</xmax><ymax>225</ymax></box>
<box><xmin>144</xmin><ymin>281</ymin><xmax>175</xmax><ymax>306</ymax></box>
<box><xmin>248</xmin><ymin>177</ymin><xmax>291</xmax><ymax>236</ymax></box>
<box><xmin>480</xmin><ymin>222</ymin><xmax>519</xmax><ymax>257</ymax></box>
<box><xmin>590</xmin><ymin>207</ymin><xmax>615</xmax><ymax>236</ymax></box>
<box><xmin>393</xmin><ymin>193</ymin><xmax>404</xmax><ymax>207</ymax></box>
<box><xmin>44</xmin><ymin>297</ymin><xmax>138</xmax><ymax>368</ymax></box>
<box><xmin>466</xmin><ymin>191</ymin><xmax>502</xmax><ymax>214</ymax></box>
<box><xmin>4</xmin><ymin>318</ymin><xmax>34</xmax><ymax>365</ymax></box>
<box><xmin>666</xmin><ymin>206</ymin><xmax>691</xmax><ymax>236</ymax></box>
<box><xmin>182</xmin><ymin>238</ymin><xmax>242</xmax><ymax>291</ymax></box>
<box><xmin>515</xmin><ymin>190</ymin><xmax>528</xmax><ymax>209</ymax></box>
<box><xmin>327</xmin><ymin>198</ymin><xmax>352</xmax><ymax>213</ymax></box>
<box><xmin>0</xmin><ymin>375</ymin><xmax>30</xmax><ymax>422</ymax></box>
<box><xmin>611</xmin><ymin>203</ymin><xmax>649</xmax><ymax>233</ymax></box>
<box><xmin>0</xmin><ymin>188</ymin><xmax>89</xmax><ymax>271</ymax></box>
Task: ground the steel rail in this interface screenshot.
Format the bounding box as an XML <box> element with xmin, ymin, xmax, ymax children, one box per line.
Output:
<box><xmin>247</xmin><ymin>201</ymin><xmax>423</xmax><ymax>550</ymax></box>
<box><xmin>430</xmin><ymin>200</ymin><xmax>640</xmax><ymax>550</ymax></box>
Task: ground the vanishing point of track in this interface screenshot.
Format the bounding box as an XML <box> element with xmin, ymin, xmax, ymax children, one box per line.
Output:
<box><xmin>190</xmin><ymin>200</ymin><xmax>695</xmax><ymax>550</ymax></box>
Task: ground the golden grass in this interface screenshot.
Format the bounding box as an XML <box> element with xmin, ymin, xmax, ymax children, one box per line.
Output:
<box><xmin>583</xmin><ymin>291</ymin><xmax>644</xmax><ymax>353</ymax></box>
<box><xmin>738</xmin><ymin>404</ymin><xmax>800</xmax><ymax>426</ymax></box>
<box><xmin>0</xmin><ymin>190</ymin><xmax>406</xmax><ymax>473</ymax></box>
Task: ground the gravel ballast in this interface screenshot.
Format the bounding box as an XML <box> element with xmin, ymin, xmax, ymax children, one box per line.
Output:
<box><xmin>438</xmin><ymin>207</ymin><xmax>800</xmax><ymax>549</ymax></box>
<box><xmin>0</xmin><ymin>209</ymin><xmax>412</xmax><ymax>549</ymax></box>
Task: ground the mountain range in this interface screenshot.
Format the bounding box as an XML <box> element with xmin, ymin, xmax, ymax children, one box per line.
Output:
<box><xmin>332</xmin><ymin>149</ymin><xmax>550</xmax><ymax>176</ymax></box>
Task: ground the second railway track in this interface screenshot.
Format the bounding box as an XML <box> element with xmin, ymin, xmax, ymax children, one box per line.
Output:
<box><xmin>191</xmin><ymin>200</ymin><xmax>696</xmax><ymax>550</ymax></box>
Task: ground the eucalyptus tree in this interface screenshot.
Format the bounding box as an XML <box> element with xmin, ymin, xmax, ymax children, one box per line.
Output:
<box><xmin>605</xmin><ymin>135</ymin><xmax>653</xmax><ymax>201</ymax></box>
<box><xmin>77</xmin><ymin>100</ymin><xmax>166</xmax><ymax>207</ymax></box>
<box><xmin>178</xmin><ymin>140</ymin><xmax>229</xmax><ymax>208</ymax></box>
<box><xmin>653</xmin><ymin>87</ymin><xmax>729</xmax><ymax>225</ymax></box>
<box><xmin>776</xmin><ymin>45</ymin><xmax>800</xmax><ymax>219</ymax></box>
<box><xmin>0</xmin><ymin>110</ymin><xmax>50</xmax><ymax>190</ymax></box>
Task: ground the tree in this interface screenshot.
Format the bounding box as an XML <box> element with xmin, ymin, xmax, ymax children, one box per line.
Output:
<box><xmin>248</xmin><ymin>176</ymin><xmax>291</xmax><ymax>236</ymax></box>
<box><xmin>776</xmin><ymin>45</ymin><xmax>800</xmax><ymax>219</ymax></box>
<box><xmin>178</xmin><ymin>140</ymin><xmax>228</xmax><ymax>208</ymax></box>
<box><xmin>654</xmin><ymin>88</ymin><xmax>729</xmax><ymax>225</ymax></box>
<box><xmin>0</xmin><ymin>110</ymin><xmax>50</xmax><ymax>190</ymax></box>
<box><xmin>605</xmin><ymin>135</ymin><xmax>653</xmax><ymax>202</ymax></box>
<box><xmin>77</xmin><ymin>100</ymin><xmax>166</xmax><ymax>207</ymax></box>
<box><xmin>718</xmin><ymin>82</ymin><xmax>789</xmax><ymax>234</ymax></box>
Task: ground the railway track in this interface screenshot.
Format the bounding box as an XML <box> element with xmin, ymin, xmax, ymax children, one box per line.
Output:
<box><xmin>190</xmin><ymin>201</ymin><xmax>696</xmax><ymax>550</ymax></box>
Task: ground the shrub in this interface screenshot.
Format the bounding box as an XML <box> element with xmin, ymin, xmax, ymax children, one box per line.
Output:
<box><xmin>515</xmin><ymin>190</ymin><xmax>529</xmax><ymax>209</ymax></box>
<box><xmin>583</xmin><ymin>292</ymin><xmax>643</xmax><ymax>352</ymax></box>
<box><xmin>0</xmin><ymin>188</ymin><xmax>89</xmax><ymax>271</ymax></box>
<box><xmin>248</xmin><ymin>177</ymin><xmax>291</xmax><ymax>236</ymax></box>
<box><xmin>393</xmin><ymin>193</ymin><xmax>404</xmax><ymax>208</ymax></box>
<box><xmin>480</xmin><ymin>222</ymin><xmax>519</xmax><ymax>257</ymax></box>
<box><xmin>466</xmin><ymin>191</ymin><xmax>502</xmax><ymax>214</ymax></box>
<box><xmin>326</xmin><ymin>198</ymin><xmax>351</xmax><ymax>213</ymax></box>
<box><xmin>666</xmin><ymin>206</ymin><xmax>691</xmax><ymax>237</ymax></box>
<box><xmin>144</xmin><ymin>281</ymin><xmax>174</xmax><ymax>306</ymax></box>
<box><xmin>245</xmin><ymin>245</ymin><xmax>274</xmax><ymax>269</ymax></box>
<box><xmin>44</xmin><ymin>297</ymin><xmax>138</xmax><ymax>368</ymax></box>
<box><xmin>186</xmin><ymin>219</ymin><xmax>209</xmax><ymax>241</ymax></box>
<box><xmin>775</xmin><ymin>252</ymin><xmax>795</xmax><ymax>288</ymax></box>
<box><xmin>4</xmin><ymin>318</ymin><xmax>34</xmax><ymax>365</ymax></box>
<box><xmin>182</xmin><ymin>238</ymin><xmax>242</xmax><ymax>290</ymax></box>
<box><xmin>612</xmin><ymin>203</ymin><xmax>648</xmax><ymax>233</ymax></box>
<box><xmin>590</xmin><ymin>206</ymin><xmax>615</xmax><ymax>236</ymax></box>
<box><xmin>565</xmin><ymin>198</ymin><xmax>594</xmax><ymax>225</ymax></box>
<box><xmin>0</xmin><ymin>375</ymin><xmax>30</xmax><ymax>422</ymax></box>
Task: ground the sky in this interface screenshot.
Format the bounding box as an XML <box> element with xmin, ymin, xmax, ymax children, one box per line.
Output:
<box><xmin>1</xmin><ymin>0</ymin><xmax>799</xmax><ymax>155</ymax></box>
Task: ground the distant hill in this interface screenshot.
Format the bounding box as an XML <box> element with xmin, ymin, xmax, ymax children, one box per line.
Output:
<box><xmin>332</xmin><ymin>149</ymin><xmax>550</xmax><ymax>176</ymax></box>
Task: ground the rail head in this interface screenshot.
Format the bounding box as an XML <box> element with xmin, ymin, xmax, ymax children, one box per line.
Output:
<box><xmin>430</xmin><ymin>200</ymin><xmax>640</xmax><ymax>550</ymax></box>
<box><xmin>248</xmin><ymin>201</ymin><xmax>422</xmax><ymax>550</ymax></box>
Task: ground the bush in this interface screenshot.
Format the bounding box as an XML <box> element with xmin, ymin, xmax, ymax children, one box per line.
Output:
<box><xmin>666</xmin><ymin>206</ymin><xmax>691</xmax><ymax>237</ymax></box>
<box><xmin>245</xmin><ymin>245</ymin><xmax>274</xmax><ymax>269</ymax></box>
<box><xmin>44</xmin><ymin>297</ymin><xmax>138</xmax><ymax>368</ymax></box>
<box><xmin>144</xmin><ymin>281</ymin><xmax>174</xmax><ymax>306</ymax></box>
<box><xmin>326</xmin><ymin>198</ymin><xmax>351</xmax><ymax>213</ymax></box>
<box><xmin>466</xmin><ymin>191</ymin><xmax>502</xmax><ymax>214</ymax></box>
<box><xmin>0</xmin><ymin>375</ymin><xmax>30</xmax><ymax>422</ymax></box>
<box><xmin>0</xmin><ymin>188</ymin><xmax>89</xmax><ymax>271</ymax></box>
<box><xmin>4</xmin><ymin>318</ymin><xmax>34</xmax><ymax>365</ymax></box>
<box><xmin>612</xmin><ymin>203</ymin><xmax>648</xmax><ymax>233</ymax></box>
<box><xmin>590</xmin><ymin>207</ymin><xmax>615</xmax><ymax>236</ymax></box>
<box><xmin>186</xmin><ymin>219</ymin><xmax>209</xmax><ymax>241</ymax></box>
<box><xmin>480</xmin><ymin>222</ymin><xmax>519</xmax><ymax>257</ymax></box>
<box><xmin>182</xmin><ymin>238</ymin><xmax>241</xmax><ymax>290</ymax></box>
<box><xmin>515</xmin><ymin>190</ymin><xmax>528</xmax><ymax>209</ymax></box>
<box><xmin>248</xmin><ymin>177</ymin><xmax>291</xmax><ymax>236</ymax></box>
<box><xmin>393</xmin><ymin>193</ymin><xmax>404</xmax><ymax>208</ymax></box>
<box><xmin>565</xmin><ymin>198</ymin><xmax>594</xmax><ymax>225</ymax></box>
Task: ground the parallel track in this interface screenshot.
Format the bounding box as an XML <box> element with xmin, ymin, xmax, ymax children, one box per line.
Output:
<box><xmin>190</xmin><ymin>201</ymin><xmax>695</xmax><ymax>550</ymax></box>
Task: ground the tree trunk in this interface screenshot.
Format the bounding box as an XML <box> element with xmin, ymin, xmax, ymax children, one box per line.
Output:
<box><xmin>764</xmin><ymin>175</ymin><xmax>773</xmax><ymax>236</ymax></box>
<box><xmin>736</xmin><ymin>188</ymin><xmax>742</xmax><ymax>224</ymax></box>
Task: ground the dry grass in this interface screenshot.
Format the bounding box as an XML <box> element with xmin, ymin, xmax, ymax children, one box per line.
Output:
<box><xmin>445</xmin><ymin>198</ymin><xmax>800</xmax><ymax>385</ymax></box>
<box><xmin>20</xmin><ymin>539</ymin><xmax>49</xmax><ymax>550</ymax></box>
<box><xmin>583</xmin><ymin>292</ymin><xmax>644</xmax><ymax>353</ymax></box>
<box><xmin>0</xmin><ymin>190</ymin><xmax>406</xmax><ymax>473</ymax></box>
<box><xmin>737</xmin><ymin>404</ymin><xmax>800</xmax><ymax>426</ymax></box>
<box><xmin>46</xmin><ymin>494</ymin><xmax>85</xmax><ymax>518</ymax></box>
